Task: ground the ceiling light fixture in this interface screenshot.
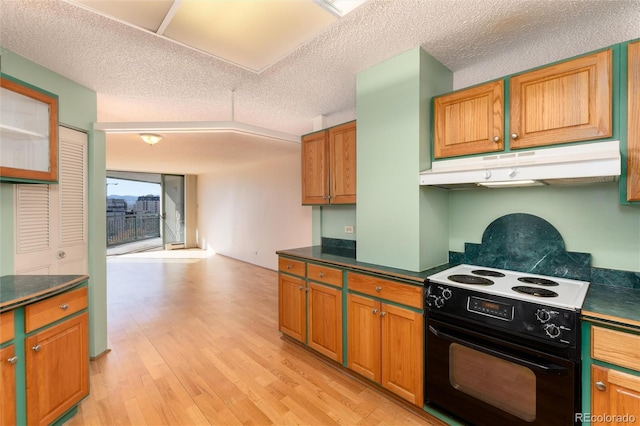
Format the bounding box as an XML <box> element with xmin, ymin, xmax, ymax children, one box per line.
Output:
<box><xmin>140</xmin><ymin>133</ymin><xmax>163</xmax><ymax>145</ymax></box>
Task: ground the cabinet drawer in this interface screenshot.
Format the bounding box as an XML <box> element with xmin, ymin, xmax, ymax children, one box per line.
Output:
<box><xmin>592</xmin><ymin>326</ymin><xmax>640</xmax><ymax>372</ymax></box>
<box><xmin>278</xmin><ymin>258</ymin><xmax>306</xmax><ymax>277</ymax></box>
<box><xmin>307</xmin><ymin>263</ymin><xmax>342</xmax><ymax>288</ymax></box>
<box><xmin>25</xmin><ymin>287</ymin><xmax>88</xmax><ymax>333</ymax></box>
<box><xmin>0</xmin><ymin>311</ymin><xmax>14</xmax><ymax>343</ymax></box>
<box><xmin>347</xmin><ymin>273</ymin><xmax>422</xmax><ymax>309</ymax></box>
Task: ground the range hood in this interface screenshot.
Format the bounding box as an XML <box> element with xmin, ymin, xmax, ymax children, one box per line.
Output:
<box><xmin>419</xmin><ymin>140</ymin><xmax>621</xmax><ymax>189</ymax></box>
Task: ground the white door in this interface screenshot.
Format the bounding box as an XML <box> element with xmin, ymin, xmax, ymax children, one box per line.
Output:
<box><xmin>14</xmin><ymin>126</ymin><xmax>88</xmax><ymax>274</ymax></box>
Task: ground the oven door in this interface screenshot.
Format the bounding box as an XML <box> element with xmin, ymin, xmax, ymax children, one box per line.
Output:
<box><xmin>426</xmin><ymin>318</ymin><xmax>579</xmax><ymax>426</ymax></box>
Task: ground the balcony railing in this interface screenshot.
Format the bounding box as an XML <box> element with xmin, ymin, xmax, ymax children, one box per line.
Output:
<box><xmin>107</xmin><ymin>214</ymin><xmax>161</xmax><ymax>247</ymax></box>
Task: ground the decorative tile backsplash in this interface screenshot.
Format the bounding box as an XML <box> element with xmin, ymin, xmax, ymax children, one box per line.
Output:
<box><xmin>590</xmin><ymin>267</ymin><xmax>640</xmax><ymax>289</ymax></box>
<box><xmin>448</xmin><ymin>213</ymin><xmax>639</xmax><ymax>288</ymax></box>
<box><xmin>451</xmin><ymin>213</ymin><xmax>591</xmax><ymax>281</ymax></box>
<box><xmin>321</xmin><ymin>237</ymin><xmax>356</xmax><ymax>258</ymax></box>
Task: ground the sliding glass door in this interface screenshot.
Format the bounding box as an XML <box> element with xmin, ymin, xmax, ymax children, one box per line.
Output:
<box><xmin>162</xmin><ymin>174</ymin><xmax>185</xmax><ymax>248</ymax></box>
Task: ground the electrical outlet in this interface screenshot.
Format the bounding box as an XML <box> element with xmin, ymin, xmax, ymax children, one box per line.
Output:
<box><xmin>344</xmin><ymin>225</ymin><xmax>354</xmax><ymax>234</ymax></box>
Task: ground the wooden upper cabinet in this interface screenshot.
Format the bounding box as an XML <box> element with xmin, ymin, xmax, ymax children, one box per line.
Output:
<box><xmin>627</xmin><ymin>41</ymin><xmax>640</xmax><ymax>201</ymax></box>
<box><xmin>433</xmin><ymin>80</ymin><xmax>504</xmax><ymax>159</ymax></box>
<box><xmin>302</xmin><ymin>130</ymin><xmax>329</xmax><ymax>204</ymax></box>
<box><xmin>509</xmin><ymin>49</ymin><xmax>612</xmax><ymax>149</ymax></box>
<box><xmin>301</xmin><ymin>121</ymin><xmax>356</xmax><ymax>205</ymax></box>
<box><xmin>329</xmin><ymin>121</ymin><xmax>356</xmax><ymax>204</ymax></box>
<box><xmin>0</xmin><ymin>76</ymin><xmax>59</xmax><ymax>183</ymax></box>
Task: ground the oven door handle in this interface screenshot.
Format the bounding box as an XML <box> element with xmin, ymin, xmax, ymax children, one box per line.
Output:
<box><xmin>428</xmin><ymin>325</ymin><xmax>568</xmax><ymax>375</ymax></box>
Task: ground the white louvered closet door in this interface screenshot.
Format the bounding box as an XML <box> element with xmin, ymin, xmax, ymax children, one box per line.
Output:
<box><xmin>14</xmin><ymin>126</ymin><xmax>88</xmax><ymax>275</ymax></box>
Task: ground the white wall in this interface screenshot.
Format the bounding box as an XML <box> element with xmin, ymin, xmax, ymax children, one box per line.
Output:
<box><xmin>197</xmin><ymin>153</ymin><xmax>312</xmax><ymax>270</ymax></box>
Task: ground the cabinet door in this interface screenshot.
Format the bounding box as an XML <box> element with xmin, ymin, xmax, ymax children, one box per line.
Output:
<box><xmin>307</xmin><ymin>282</ymin><xmax>342</xmax><ymax>362</ymax></box>
<box><xmin>347</xmin><ymin>294</ymin><xmax>380</xmax><ymax>382</ymax></box>
<box><xmin>433</xmin><ymin>80</ymin><xmax>504</xmax><ymax>158</ymax></box>
<box><xmin>0</xmin><ymin>77</ymin><xmax>58</xmax><ymax>182</ymax></box>
<box><xmin>278</xmin><ymin>274</ymin><xmax>306</xmax><ymax>342</ymax></box>
<box><xmin>25</xmin><ymin>312</ymin><xmax>89</xmax><ymax>426</ymax></box>
<box><xmin>592</xmin><ymin>365</ymin><xmax>640</xmax><ymax>425</ymax></box>
<box><xmin>301</xmin><ymin>130</ymin><xmax>329</xmax><ymax>205</ymax></box>
<box><xmin>0</xmin><ymin>345</ymin><xmax>16</xmax><ymax>426</ymax></box>
<box><xmin>510</xmin><ymin>49</ymin><xmax>612</xmax><ymax>150</ymax></box>
<box><xmin>14</xmin><ymin>126</ymin><xmax>88</xmax><ymax>275</ymax></box>
<box><xmin>329</xmin><ymin>121</ymin><xmax>356</xmax><ymax>204</ymax></box>
<box><xmin>627</xmin><ymin>41</ymin><xmax>640</xmax><ymax>201</ymax></box>
<box><xmin>380</xmin><ymin>303</ymin><xmax>423</xmax><ymax>405</ymax></box>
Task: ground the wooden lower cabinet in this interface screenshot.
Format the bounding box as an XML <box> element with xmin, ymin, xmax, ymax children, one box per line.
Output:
<box><xmin>307</xmin><ymin>282</ymin><xmax>342</xmax><ymax>362</ymax></box>
<box><xmin>347</xmin><ymin>293</ymin><xmax>423</xmax><ymax>405</ymax></box>
<box><xmin>347</xmin><ymin>294</ymin><xmax>380</xmax><ymax>382</ymax></box>
<box><xmin>0</xmin><ymin>345</ymin><xmax>17</xmax><ymax>426</ymax></box>
<box><xmin>591</xmin><ymin>365</ymin><xmax>640</xmax><ymax>425</ymax></box>
<box><xmin>25</xmin><ymin>312</ymin><xmax>89</xmax><ymax>426</ymax></box>
<box><xmin>278</xmin><ymin>273</ymin><xmax>306</xmax><ymax>343</ymax></box>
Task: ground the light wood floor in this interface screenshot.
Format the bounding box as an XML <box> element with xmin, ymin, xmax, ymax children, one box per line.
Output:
<box><xmin>67</xmin><ymin>254</ymin><xmax>443</xmax><ymax>425</ymax></box>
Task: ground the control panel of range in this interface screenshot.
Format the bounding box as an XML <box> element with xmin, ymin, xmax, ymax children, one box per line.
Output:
<box><xmin>425</xmin><ymin>283</ymin><xmax>578</xmax><ymax>346</ymax></box>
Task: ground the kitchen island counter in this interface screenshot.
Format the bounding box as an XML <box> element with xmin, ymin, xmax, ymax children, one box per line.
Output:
<box><xmin>583</xmin><ymin>283</ymin><xmax>640</xmax><ymax>329</ymax></box>
<box><xmin>277</xmin><ymin>246</ymin><xmax>450</xmax><ymax>284</ymax></box>
<box><xmin>0</xmin><ymin>274</ymin><xmax>89</xmax><ymax>312</ymax></box>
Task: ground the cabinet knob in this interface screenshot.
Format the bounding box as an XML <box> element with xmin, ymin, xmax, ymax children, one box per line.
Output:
<box><xmin>493</xmin><ymin>136</ymin><xmax>500</xmax><ymax>142</ymax></box>
<box><xmin>286</xmin><ymin>264</ymin><xmax>292</xmax><ymax>269</ymax></box>
<box><xmin>60</xmin><ymin>303</ymin><xmax>69</xmax><ymax>310</ymax></box>
<box><xmin>32</xmin><ymin>345</ymin><xmax>41</xmax><ymax>352</ymax></box>
<box><xmin>594</xmin><ymin>381</ymin><xmax>606</xmax><ymax>391</ymax></box>
<box><xmin>57</xmin><ymin>251</ymin><xmax>66</xmax><ymax>259</ymax></box>
<box><xmin>375</xmin><ymin>286</ymin><xmax>382</xmax><ymax>292</ymax></box>
<box><xmin>7</xmin><ymin>356</ymin><xmax>18</xmax><ymax>365</ymax></box>
<box><xmin>511</xmin><ymin>133</ymin><xmax>519</xmax><ymax>140</ymax></box>
<box><xmin>319</xmin><ymin>272</ymin><xmax>325</xmax><ymax>278</ymax></box>
<box><xmin>372</xmin><ymin>308</ymin><xmax>378</xmax><ymax>315</ymax></box>
<box><xmin>380</xmin><ymin>312</ymin><xmax>386</xmax><ymax>317</ymax></box>
<box><xmin>298</xmin><ymin>285</ymin><xmax>304</xmax><ymax>290</ymax></box>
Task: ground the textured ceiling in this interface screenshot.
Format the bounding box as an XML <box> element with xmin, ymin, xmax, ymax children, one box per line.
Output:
<box><xmin>1</xmin><ymin>0</ymin><xmax>639</xmax><ymax>174</ymax></box>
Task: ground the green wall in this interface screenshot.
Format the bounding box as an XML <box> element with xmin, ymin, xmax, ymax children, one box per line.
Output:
<box><xmin>318</xmin><ymin>205</ymin><xmax>357</xmax><ymax>241</ymax></box>
<box><xmin>449</xmin><ymin>182</ymin><xmax>640</xmax><ymax>271</ymax></box>
<box><xmin>355</xmin><ymin>48</ymin><xmax>452</xmax><ymax>271</ymax></box>
<box><xmin>0</xmin><ymin>48</ymin><xmax>108</xmax><ymax>357</ymax></box>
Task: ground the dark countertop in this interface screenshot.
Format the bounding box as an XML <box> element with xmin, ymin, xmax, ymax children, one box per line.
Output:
<box><xmin>0</xmin><ymin>275</ymin><xmax>89</xmax><ymax>312</ymax></box>
<box><xmin>582</xmin><ymin>284</ymin><xmax>640</xmax><ymax>329</ymax></box>
<box><xmin>278</xmin><ymin>246</ymin><xmax>640</xmax><ymax>329</ymax></box>
<box><xmin>277</xmin><ymin>246</ymin><xmax>451</xmax><ymax>284</ymax></box>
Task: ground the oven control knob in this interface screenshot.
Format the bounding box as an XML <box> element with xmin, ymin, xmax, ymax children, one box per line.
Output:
<box><xmin>434</xmin><ymin>297</ymin><xmax>445</xmax><ymax>308</ymax></box>
<box><xmin>536</xmin><ymin>309</ymin><xmax>552</xmax><ymax>323</ymax></box>
<box><xmin>544</xmin><ymin>323</ymin><xmax>561</xmax><ymax>339</ymax></box>
<box><xmin>441</xmin><ymin>288</ymin><xmax>452</xmax><ymax>300</ymax></box>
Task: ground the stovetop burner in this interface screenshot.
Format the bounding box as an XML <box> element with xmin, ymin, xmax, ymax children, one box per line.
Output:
<box><xmin>471</xmin><ymin>269</ymin><xmax>506</xmax><ymax>277</ymax></box>
<box><xmin>447</xmin><ymin>274</ymin><xmax>494</xmax><ymax>285</ymax></box>
<box><xmin>427</xmin><ymin>264</ymin><xmax>590</xmax><ymax>310</ymax></box>
<box><xmin>512</xmin><ymin>286</ymin><xmax>559</xmax><ymax>298</ymax></box>
<box><xmin>517</xmin><ymin>276</ymin><xmax>559</xmax><ymax>286</ymax></box>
